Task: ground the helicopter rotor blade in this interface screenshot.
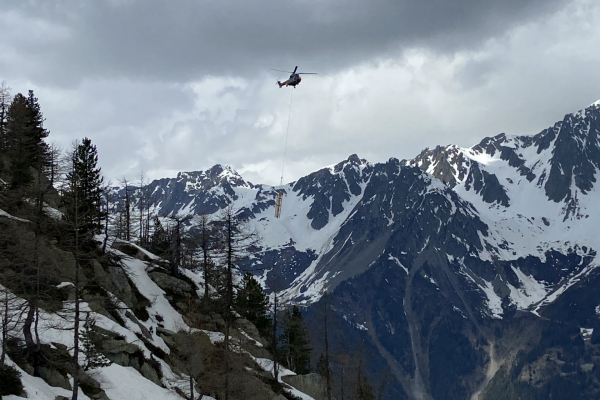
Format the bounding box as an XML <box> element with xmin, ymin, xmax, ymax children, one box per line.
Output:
<box><xmin>298</xmin><ymin>72</ymin><xmax>318</xmax><ymax>75</ymax></box>
<box><xmin>270</xmin><ymin>68</ymin><xmax>294</xmax><ymax>73</ymax></box>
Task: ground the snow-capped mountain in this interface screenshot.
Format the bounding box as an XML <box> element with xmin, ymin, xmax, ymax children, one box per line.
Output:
<box><xmin>122</xmin><ymin>100</ymin><xmax>600</xmax><ymax>399</ymax></box>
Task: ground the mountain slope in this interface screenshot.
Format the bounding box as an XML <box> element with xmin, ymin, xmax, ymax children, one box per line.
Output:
<box><xmin>116</xmin><ymin>100</ymin><xmax>600</xmax><ymax>399</ymax></box>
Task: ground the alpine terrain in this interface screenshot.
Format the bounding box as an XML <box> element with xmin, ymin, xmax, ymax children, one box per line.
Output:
<box><xmin>118</xmin><ymin>100</ymin><xmax>600</xmax><ymax>399</ymax></box>
<box><xmin>3</xmin><ymin>99</ymin><xmax>600</xmax><ymax>400</ymax></box>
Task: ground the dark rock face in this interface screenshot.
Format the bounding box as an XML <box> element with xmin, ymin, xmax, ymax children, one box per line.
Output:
<box><xmin>464</xmin><ymin>162</ymin><xmax>509</xmax><ymax>206</ymax></box>
<box><xmin>409</xmin><ymin>145</ymin><xmax>468</xmax><ymax>188</ymax></box>
<box><xmin>282</xmin><ymin>373</ymin><xmax>328</xmax><ymax>400</ymax></box>
<box><xmin>293</xmin><ymin>154</ymin><xmax>372</xmax><ymax>230</ymax></box>
<box><xmin>544</xmin><ymin>107</ymin><xmax>600</xmax><ymax>204</ymax></box>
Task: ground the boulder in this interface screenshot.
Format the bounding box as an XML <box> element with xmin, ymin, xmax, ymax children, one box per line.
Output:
<box><xmin>211</xmin><ymin>314</ymin><xmax>226</xmax><ymax>330</ymax></box>
<box><xmin>112</xmin><ymin>241</ymin><xmax>152</xmax><ymax>261</ymax></box>
<box><xmin>282</xmin><ymin>373</ymin><xmax>328</xmax><ymax>400</ymax></box>
<box><xmin>149</xmin><ymin>272</ymin><xmax>193</xmax><ymax>296</ymax></box>
<box><xmin>156</xmin><ymin>326</ymin><xmax>176</xmax><ymax>336</ymax></box>
<box><xmin>108</xmin><ymin>265</ymin><xmax>133</xmax><ymax>307</ymax></box>
<box><xmin>156</xmin><ymin>326</ymin><xmax>177</xmax><ymax>347</ymax></box>
<box><xmin>105</xmin><ymin>351</ymin><xmax>129</xmax><ymax>366</ymax></box>
<box><xmin>38</xmin><ymin>366</ymin><xmax>71</xmax><ymax>390</ymax></box>
<box><xmin>234</xmin><ymin>318</ymin><xmax>261</xmax><ymax>340</ymax></box>
<box><xmin>125</xmin><ymin>311</ymin><xmax>152</xmax><ymax>337</ymax></box>
<box><xmin>79</xmin><ymin>372</ymin><xmax>111</xmax><ymax>400</ymax></box>
<box><xmin>101</xmin><ymin>339</ymin><xmax>139</xmax><ymax>355</ymax></box>
<box><xmin>140</xmin><ymin>362</ymin><xmax>161</xmax><ymax>386</ymax></box>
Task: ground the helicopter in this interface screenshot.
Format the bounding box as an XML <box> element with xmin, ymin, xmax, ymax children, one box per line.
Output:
<box><xmin>271</xmin><ymin>66</ymin><xmax>317</xmax><ymax>88</ymax></box>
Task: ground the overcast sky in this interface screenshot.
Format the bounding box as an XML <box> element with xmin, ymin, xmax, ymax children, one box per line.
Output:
<box><xmin>1</xmin><ymin>0</ymin><xmax>600</xmax><ymax>185</ymax></box>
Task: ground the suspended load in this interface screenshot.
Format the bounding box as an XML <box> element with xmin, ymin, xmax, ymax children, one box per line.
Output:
<box><xmin>275</xmin><ymin>190</ymin><xmax>284</xmax><ymax>219</ymax></box>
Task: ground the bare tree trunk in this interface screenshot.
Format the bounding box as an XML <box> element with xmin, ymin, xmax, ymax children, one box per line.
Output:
<box><xmin>272</xmin><ymin>289</ymin><xmax>279</xmax><ymax>383</ymax></box>
<box><xmin>122</xmin><ymin>179</ymin><xmax>131</xmax><ymax>242</ymax></box>
<box><xmin>324</xmin><ymin>308</ymin><xmax>332</xmax><ymax>400</ymax></box>
<box><xmin>0</xmin><ymin>288</ymin><xmax>7</xmax><ymax>366</ymax></box>
<box><xmin>102</xmin><ymin>188</ymin><xmax>110</xmax><ymax>253</ymax></box>
<box><xmin>23</xmin><ymin>306</ymin><xmax>35</xmax><ymax>349</ymax></box>
<box><xmin>138</xmin><ymin>172</ymin><xmax>144</xmax><ymax>243</ymax></box>
<box><xmin>224</xmin><ymin>211</ymin><xmax>233</xmax><ymax>400</ymax></box>
<box><xmin>72</xmin><ymin>189</ymin><xmax>81</xmax><ymax>400</ymax></box>
<box><xmin>34</xmin><ymin>173</ymin><xmax>44</xmax><ymax>346</ymax></box>
<box><xmin>341</xmin><ymin>364</ymin><xmax>345</xmax><ymax>400</ymax></box>
<box><xmin>171</xmin><ymin>218</ymin><xmax>182</xmax><ymax>277</ymax></box>
<box><xmin>145</xmin><ymin>189</ymin><xmax>151</xmax><ymax>244</ymax></box>
<box><xmin>199</xmin><ymin>214</ymin><xmax>211</xmax><ymax>304</ymax></box>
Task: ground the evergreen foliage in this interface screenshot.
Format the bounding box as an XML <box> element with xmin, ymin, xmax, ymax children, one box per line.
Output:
<box><xmin>25</xmin><ymin>91</ymin><xmax>50</xmax><ymax>173</ymax></box>
<box><xmin>79</xmin><ymin>314</ymin><xmax>112</xmax><ymax>371</ymax></box>
<box><xmin>234</xmin><ymin>273</ymin><xmax>271</xmax><ymax>339</ymax></box>
<box><xmin>279</xmin><ymin>305</ymin><xmax>311</xmax><ymax>374</ymax></box>
<box><xmin>317</xmin><ymin>353</ymin><xmax>329</xmax><ymax>378</ymax></box>
<box><xmin>149</xmin><ymin>216</ymin><xmax>170</xmax><ymax>258</ymax></box>
<box><xmin>4</xmin><ymin>91</ymin><xmax>49</xmax><ymax>188</ymax></box>
<box><xmin>0</xmin><ymin>365</ymin><xmax>24</xmax><ymax>396</ymax></box>
<box><xmin>65</xmin><ymin>138</ymin><xmax>105</xmax><ymax>236</ymax></box>
<box><xmin>356</xmin><ymin>364</ymin><xmax>376</xmax><ymax>400</ymax></box>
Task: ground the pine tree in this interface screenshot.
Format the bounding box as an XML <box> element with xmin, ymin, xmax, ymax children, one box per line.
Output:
<box><xmin>79</xmin><ymin>313</ymin><xmax>112</xmax><ymax>371</ymax></box>
<box><xmin>317</xmin><ymin>353</ymin><xmax>329</xmax><ymax>378</ymax></box>
<box><xmin>279</xmin><ymin>305</ymin><xmax>311</xmax><ymax>374</ymax></box>
<box><xmin>356</xmin><ymin>362</ymin><xmax>376</xmax><ymax>400</ymax></box>
<box><xmin>4</xmin><ymin>91</ymin><xmax>49</xmax><ymax>188</ymax></box>
<box><xmin>234</xmin><ymin>273</ymin><xmax>271</xmax><ymax>339</ymax></box>
<box><xmin>150</xmin><ymin>216</ymin><xmax>170</xmax><ymax>257</ymax></box>
<box><xmin>5</xmin><ymin>94</ymin><xmax>32</xmax><ymax>187</ymax></box>
<box><xmin>65</xmin><ymin>138</ymin><xmax>104</xmax><ymax>235</ymax></box>
<box><xmin>25</xmin><ymin>91</ymin><xmax>49</xmax><ymax>173</ymax></box>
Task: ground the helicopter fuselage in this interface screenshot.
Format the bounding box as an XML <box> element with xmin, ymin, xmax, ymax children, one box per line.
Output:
<box><xmin>278</xmin><ymin>73</ymin><xmax>301</xmax><ymax>88</ymax></box>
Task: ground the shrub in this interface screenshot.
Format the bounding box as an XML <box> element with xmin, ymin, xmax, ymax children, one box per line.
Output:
<box><xmin>0</xmin><ymin>365</ymin><xmax>25</xmax><ymax>396</ymax></box>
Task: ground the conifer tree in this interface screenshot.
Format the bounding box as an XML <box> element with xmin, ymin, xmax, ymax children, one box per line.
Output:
<box><xmin>119</xmin><ymin>178</ymin><xmax>132</xmax><ymax>241</ymax></box>
<box><xmin>150</xmin><ymin>216</ymin><xmax>170</xmax><ymax>258</ymax></box>
<box><xmin>5</xmin><ymin>91</ymin><xmax>49</xmax><ymax>188</ymax></box>
<box><xmin>25</xmin><ymin>91</ymin><xmax>49</xmax><ymax>172</ymax></box>
<box><xmin>356</xmin><ymin>362</ymin><xmax>376</xmax><ymax>400</ymax></box>
<box><xmin>234</xmin><ymin>273</ymin><xmax>271</xmax><ymax>338</ymax></box>
<box><xmin>79</xmin><ymin>313</ymin><xmax>112</xmax><ymax>371</ymax></box>
<box><xmin>65</xmin><ymin>138</ymin><xmax>104</xmax><ymax>235</ymax></box>
<box><xmin>5</xmin><ymin>94</ymin><xmax>32</xmax><ymax>187</ymax></box>
<box><xmin>279</xmin><ymin>305</ymin><xmax>311</xmax><ymax>374</ymax></box>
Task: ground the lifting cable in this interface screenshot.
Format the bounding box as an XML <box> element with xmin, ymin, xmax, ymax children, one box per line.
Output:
<box><xmin>275</xmin><ymin>89</ymin><xmax>294</xmax><ymax>218</ymax></box>
<box><xmin>280</xmin><ymin>89</ymin><xmax>294</xmax><ymax>185</ymax></box>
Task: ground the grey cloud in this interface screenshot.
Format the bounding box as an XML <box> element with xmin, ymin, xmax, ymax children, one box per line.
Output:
<box><xmin>1</xmin><ymin>0</ymin><xmax>569</xmax><ymax>85</ymax></box>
